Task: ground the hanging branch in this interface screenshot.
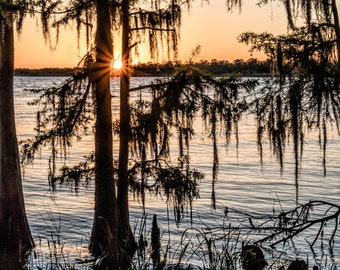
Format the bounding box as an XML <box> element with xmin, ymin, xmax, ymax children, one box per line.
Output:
<box><xmin>128</xmin><ymin>66</ymin><xmax>257</xmax><ymax>212</ymax></box>
<box><xmin>20</xmin><ymin>55</ymin><xmax>95</xmax><ymax>189</ymax></box>
<box><xmin>20</xmin><ymin>63</ymin><xmax>257</xmax><ymax>219</ymax></box>
<box><xmin>239</xmin><ymin>24</ymin><xmax>340</xmax><ymax>181</ymax></box>
<box><xmin>128</xmin><ymin>1</ymin><xmax>183</xmax><ymax>61</ymax></box>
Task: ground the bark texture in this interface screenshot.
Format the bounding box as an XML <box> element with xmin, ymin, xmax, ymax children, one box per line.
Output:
<box><xmin>89</xmin><ymin>0</ymin><xmax>117</xmax><ymax>257</ymax></box>
<box><xmin>0</xmin><ymin>5</ymin><xmax>34</xmax><ymax>268</ymax></box>
<box><xmin>118</xmin><ymin>0</ymin><xmax>131</xmax><ymax>250</ymax></box>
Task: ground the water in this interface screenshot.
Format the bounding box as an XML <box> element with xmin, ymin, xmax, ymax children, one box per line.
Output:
<box><xmin>14</xmin><ymin>76</ymin><xmax>340</xmax><ymax>268</ymax></box>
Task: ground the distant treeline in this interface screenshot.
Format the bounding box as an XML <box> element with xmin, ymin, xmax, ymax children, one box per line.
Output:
<box><xmin>14</xmin><ymin>67</ymin><xmax>78</xmax><ymax>77</ymax></box>
<box><xmin>15</xmin><ymin>58</ymin><xmax>271</xmax><ymax>77</ymax></box>
<box><xmin>133</xmin><ymin>58</ymin><xmax>271</xmax><ymax>77</ymax></box>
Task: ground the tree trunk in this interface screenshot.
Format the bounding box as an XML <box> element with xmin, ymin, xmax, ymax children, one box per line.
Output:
<box><xmin>331</xmin><ymin>0</ymin><xmax>340</xmax><ymax>80</ymax></box>
<box><xmin>118</xmin><ymin>0</ymin><xmax>134</xmax><ymax>264</ymax></box>
<box><xmin>0</xmin><ymin>6</ymin><xmax>34</xmax><ymax>268</ymax></box>
<box><xmin>89</xmin><ymin>0</ymin><xmax>117</xmax><ymax>257</ymax></box>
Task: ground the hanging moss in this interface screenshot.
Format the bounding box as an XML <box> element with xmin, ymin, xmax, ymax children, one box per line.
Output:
<box><xmin>20</xmin><ymin>54</ymin><xmax>95</xmax><ymax>190</ymax></box>
<box><xmin>239</xmin><ymin>23</ymin><xmax>340</xmax><ymax>183</ymax></box>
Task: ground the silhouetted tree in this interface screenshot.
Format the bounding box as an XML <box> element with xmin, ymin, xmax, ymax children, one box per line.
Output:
<box><xmin>20</xmin><ymin>0</ymin><xmax>198</xmax><ymax>268</ymax></box>
<box><xmin>20</xmin><ymin>1</ymin><xmax>258</xmax><ymax>268</ymax></box>
<box><xmin>0</xmin><ymin>0</ymin><xmax>33</xmax><ymax>267</ymax></box>
<box><xmin>90</xmin><ymin>0</ymin><xmax>118</xmax><ymax>262</ymax></box>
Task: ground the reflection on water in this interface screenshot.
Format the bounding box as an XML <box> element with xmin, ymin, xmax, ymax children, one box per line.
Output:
<box><xmin>14</xmin><ymin>76</ymin><xmax>340</xmax><ymax>268</ymax></box>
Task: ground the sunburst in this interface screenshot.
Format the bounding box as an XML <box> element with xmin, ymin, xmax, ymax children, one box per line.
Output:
<box><xmin>113</xmin><ymin>58</ymin><xmax>122</xmax><ymax>69</ymax></box>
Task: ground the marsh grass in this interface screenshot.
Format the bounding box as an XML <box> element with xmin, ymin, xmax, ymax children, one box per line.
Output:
<box><xmin>25</xmin><ymin>201</ymin><xmax>339</xmax><ymax>269</ymax></box>
<box><xmin>26</xmin><ymin>208</ymin><xmax>93</xmax><ymax>270</ymax></box>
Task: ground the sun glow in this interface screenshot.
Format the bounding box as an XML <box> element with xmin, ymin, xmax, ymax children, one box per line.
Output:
<box><xmin>112</xmin><ymin>58</ymin><xmax>122</xmax><ymax>69</ymax></box>
<box><xmin>111</xmin><ymin>53</ymin><xmax>122</xmax><ymax>70</ymax></box>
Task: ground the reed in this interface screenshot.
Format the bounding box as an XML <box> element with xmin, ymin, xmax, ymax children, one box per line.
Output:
<box><xmin>24</xmin><ymin>200</ymin><xmax>339</xmax><ymax>269</ymax></box>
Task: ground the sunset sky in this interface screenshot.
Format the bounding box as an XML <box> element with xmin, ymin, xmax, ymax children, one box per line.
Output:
<box><xmin>15</xmin><ymin>1</ymin><xmax>289</xmax><ymax>68</ymax></box>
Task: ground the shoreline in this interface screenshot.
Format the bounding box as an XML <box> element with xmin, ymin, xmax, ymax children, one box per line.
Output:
<box><xmin>14</xmin><ymin>67</ymin><xmax>270</xmax><ymax>78</ymax></box>
<box><xmin>14</xmin><ymin>59</ymin><xmax>272</xmax><ymax>77</ymax></box>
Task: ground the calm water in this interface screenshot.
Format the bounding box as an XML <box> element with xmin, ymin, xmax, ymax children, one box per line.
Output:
<box><xmin>14</xmin><ymin>76</ymin><xmax>340</xmax><ymax>268</ymax></box>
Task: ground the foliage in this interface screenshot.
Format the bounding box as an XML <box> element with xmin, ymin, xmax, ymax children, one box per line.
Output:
<box><xmin>239</xmin><ymin>24</ymin><xmax>340</xmax><ymax>180</ymax></box>
<box><xmin>20</xmin><ymin>67</ymin><xmax>94</xmax><ymax>189</ymax></box>
<box><xmin>20</xmin><ymin>64</ymin><xmax>257</xmax><ymax>217</ymax></box>
<box><xmin>42</xmin><ymin>0</ymin><xmax>193</xmax><ymax>61</ymax></box>
<box><xmin>132</xmin><ymin>67</ymin><xmax>257</xmax><ymax>209</ymax></box>
<box><xmin>225</xmin><ymin>0</ymin><xmax>242</xmax><ymax>12</ymax></box>
<box><xmin>257</xmin><ymin>0</ymin><xmax>335</xmax><ymax>30</ymax></box>
<box><xmin>282</xmin><ymin>0</ymin><xmax>332</xmax><ymax>29</ymax></box>
<box><xmin>15</xmin><ymin>0</ymin><xmax>340</xmax><ymax>267</ymax></box>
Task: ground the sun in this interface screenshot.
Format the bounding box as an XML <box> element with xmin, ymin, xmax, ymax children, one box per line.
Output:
<box><xmin>113</xmin><ymin>58</ymin><xmax>122</xmax><ymax>69</ymax></box>
<box><xmin>111</xmin><ymin>53</ymin><xmax>122</xmax><ymax>70</ymax></box>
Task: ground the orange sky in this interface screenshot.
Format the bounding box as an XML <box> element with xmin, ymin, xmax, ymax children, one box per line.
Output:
<box><xmin>14</xmin><ymin>1</ymin><xmax>289</xmax><ymax>68</ymax></box>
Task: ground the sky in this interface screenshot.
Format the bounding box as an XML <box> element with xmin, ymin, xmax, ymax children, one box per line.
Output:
<box><xmin>14</xmin><ymin>1</ymin><xmax>289</xmax><ymax>68</ymax></box>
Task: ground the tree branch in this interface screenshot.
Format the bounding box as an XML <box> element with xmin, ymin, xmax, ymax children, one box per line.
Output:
<box><xmin>130</xmin><ymin>26</ymin><xmax>176</xmax><ymax>32</ymax></box>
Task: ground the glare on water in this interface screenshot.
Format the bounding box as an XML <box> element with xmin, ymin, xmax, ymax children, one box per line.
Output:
<box><xmin>14</xmin><ymin>76</ymin><xmax>340</xmax><ymax>268</ymax></box>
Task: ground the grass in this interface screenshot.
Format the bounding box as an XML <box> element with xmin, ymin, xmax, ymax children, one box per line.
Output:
<box><xmin>23</xmin><ymin>200</ymin><xmax>339</xmax><ymax>269</ymax></box>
